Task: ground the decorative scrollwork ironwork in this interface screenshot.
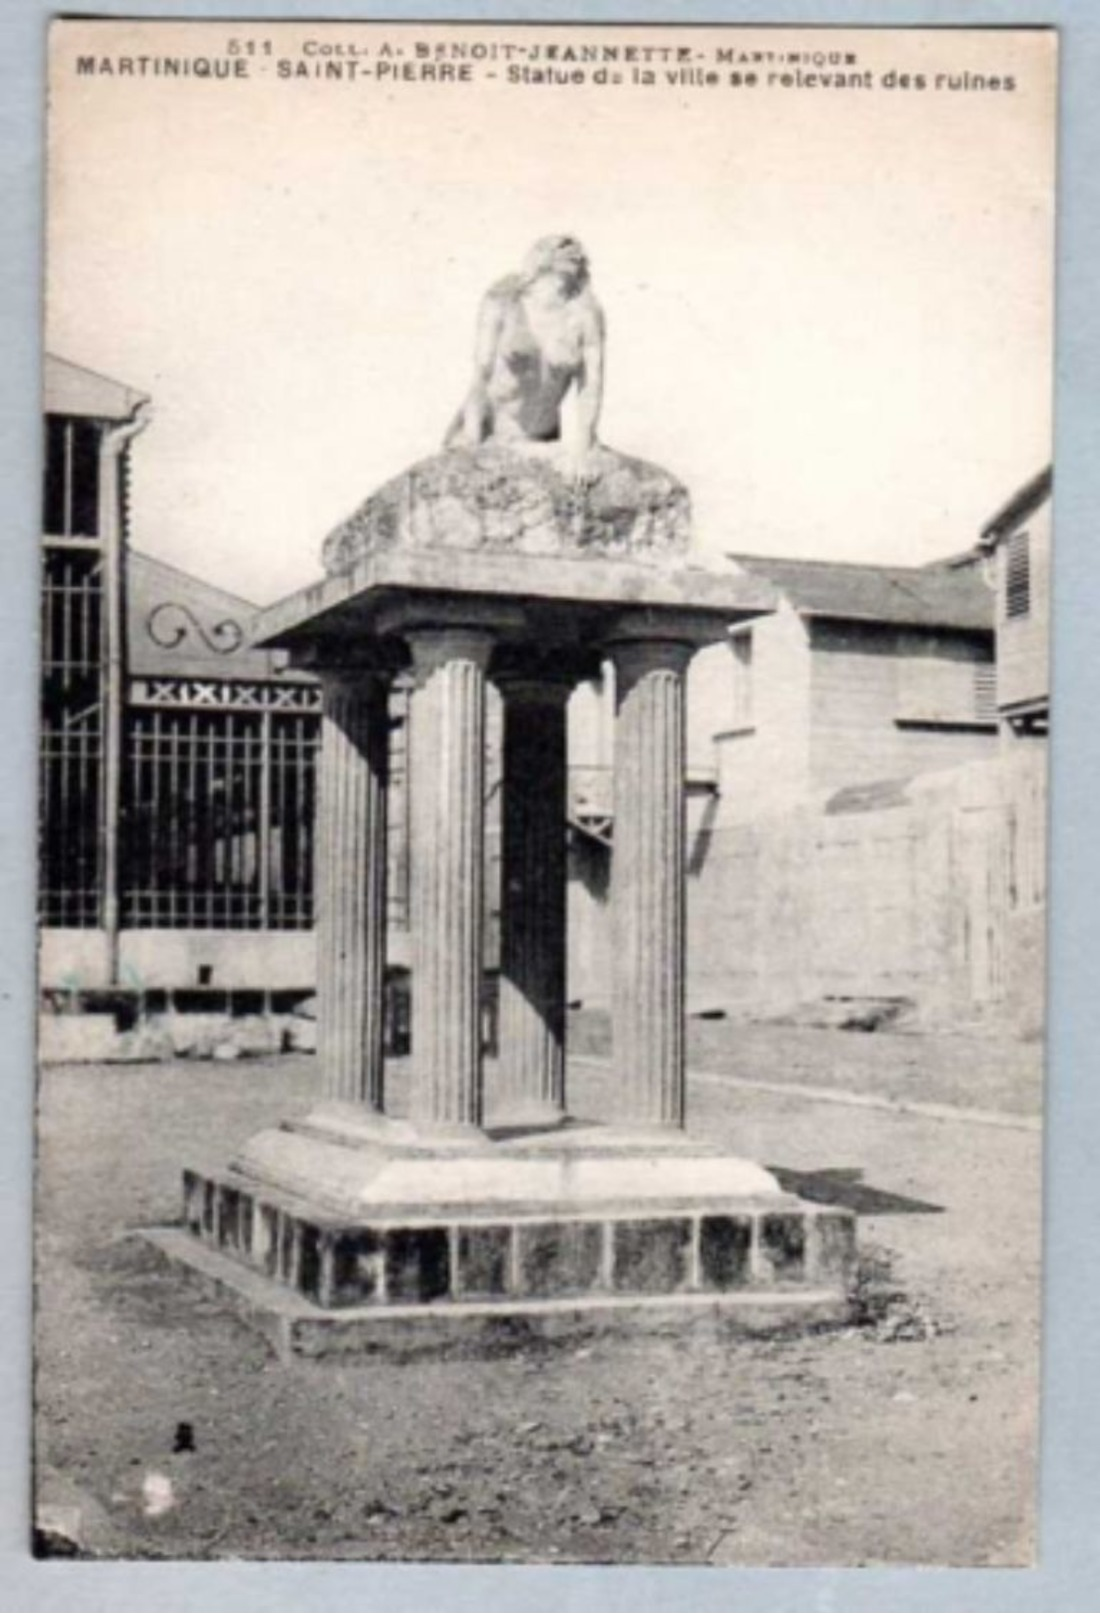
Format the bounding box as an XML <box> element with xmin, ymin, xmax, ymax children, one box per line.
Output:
<box><xmin>146</xmin><ymin>602</ymin><xmax>244</xmax><ymax>655</ymax></box>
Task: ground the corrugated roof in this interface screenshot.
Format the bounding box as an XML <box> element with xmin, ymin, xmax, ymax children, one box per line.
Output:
<box><xmin>727</xmin><ymin>552</ymin><xmax>993</xmax><ymax>632</ymax></box>
<box><xmin>43</xmin><ymin>353</ymin><xmax>148</xmax><ymax>420</ymax></box>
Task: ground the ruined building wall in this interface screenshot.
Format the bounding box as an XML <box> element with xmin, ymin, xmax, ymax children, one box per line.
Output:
<box><xmin>569</xmin><ymin>746</ymin><xmax>1046</xmax><ymax>1038</ymax></box>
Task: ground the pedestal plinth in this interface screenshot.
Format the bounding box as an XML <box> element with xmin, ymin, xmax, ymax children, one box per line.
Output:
<box><xmin>169</xmin><ymin>1121</ymin><xmax>856</xmax><ymax>1359</ymax></box>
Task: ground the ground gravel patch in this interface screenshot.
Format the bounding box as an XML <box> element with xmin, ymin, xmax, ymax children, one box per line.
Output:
<box><xmin>34</xmin><ymin>1032</ymin><xmax>1040</xmax><ymax>1564</ymax></box>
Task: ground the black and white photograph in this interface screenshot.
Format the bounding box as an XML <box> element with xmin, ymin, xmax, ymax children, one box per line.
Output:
<box><xmin>35</xmin><ymin>18</ymin><xmax>1055</xmax><ymax>1567</ymax></box>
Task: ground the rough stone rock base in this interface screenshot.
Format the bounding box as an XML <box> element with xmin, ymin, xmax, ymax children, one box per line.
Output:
<box><xmin>159</xmin><ymin>1120</ymin><xmax>856</xmax><ymax>1359</ymax></box>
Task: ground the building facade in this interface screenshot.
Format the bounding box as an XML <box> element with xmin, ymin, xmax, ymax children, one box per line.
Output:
<box><xmin>686</xmin><ymin>552</ymin><xmax>998</xmax><ymax>824</ymax></box>
<box><xmin>40</xmin><ymin>356</ymin><xmax>322</xmax><ymax>1002</ymax></box>
<box><xmin>977</xmin><ymin>466</ymin><xmax>1051</xmax><ymax>738</ymax></box>
<box><xmin>39</xmin><ymin>354</ymin><xmax>1040</xmax><ymax>1042</ymax></box>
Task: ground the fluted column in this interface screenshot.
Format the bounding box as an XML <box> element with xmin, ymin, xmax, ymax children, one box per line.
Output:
<box><xmin>316</xmin><ymin>669</ymin><xmax>390</xmax><ymax>1110</ymax></box>
<box><xmin>407</xmin><ymin>628</ymin><xmax>494</xmax><ymax>1134</ymax></box>
<box><xmin>608</xmin><ymin>639</ymin><xmax>694</xmax><ymax>1128</ymax></box>
<box><xmin>495</xmin><ymin>676</ymin><xmax>572</xmax><ymax>1126</ymax></box>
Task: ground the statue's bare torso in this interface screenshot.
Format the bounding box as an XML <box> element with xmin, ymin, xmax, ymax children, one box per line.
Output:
<box><xmin>447</xmin><ymin>237</ymin><xmax>605</xmax><ymax>464</ymax></box>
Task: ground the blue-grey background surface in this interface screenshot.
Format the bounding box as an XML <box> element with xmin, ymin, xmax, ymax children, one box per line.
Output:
<box><xmin>3</xmin><ymin>2</ymin><xmax>1097</xmax><ymax>1609</ymax></box>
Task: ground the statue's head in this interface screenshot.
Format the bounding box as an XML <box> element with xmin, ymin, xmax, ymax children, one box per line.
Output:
<box><xmin>522</xmin><ymin>235</ymin><xmax>590</xmax><ymax>293</ymax></box>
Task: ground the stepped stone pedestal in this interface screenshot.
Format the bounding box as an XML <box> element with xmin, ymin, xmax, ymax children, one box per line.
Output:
<box><xmin>161</xmin><ymin>445</ymin><xmax>857</xmax><ymax>1357</ymax></box>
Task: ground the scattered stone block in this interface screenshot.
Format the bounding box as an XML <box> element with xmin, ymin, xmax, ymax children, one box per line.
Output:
<box><xmin>515</xmin><ymin>1221</ymin><xmax>603</xmax><ymax>1298</ymax></box>
<box><xmin>757</xmin><ymin>1212</ymin><xmax>807</xmax><ymax>1282</ymax></box>
<box><xmin>384</xmin><ymin>1228</ymin><xmax>451</xmax><ymax>1304</ymax></box>
<box><xmin>612</xmin><ymin>1218</ymin><xmax>691</xmax><ymax>1293</ymax></box>
<box><xmin>456</xmin><ymin>1226</ymin><xmax>513</xmax><ymax>1298</ymax></box>
<box><xmin>699</xmin><ymin>1215</ymin><xmax>753</xmax><ymax>1290</ymax></box>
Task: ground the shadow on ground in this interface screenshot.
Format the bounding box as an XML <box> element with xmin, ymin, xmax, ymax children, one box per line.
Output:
<box><xmin>768</xmin><ymin>1166</ymin><xmax>944</xmax><ymax>1216</ymax></box>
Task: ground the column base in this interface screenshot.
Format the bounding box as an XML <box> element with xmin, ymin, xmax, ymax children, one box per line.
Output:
<box><xmin>245</xmin><ymin>1101</ymin><xmax>498</xmax><ymax>1158</ymax></box>
<box><xmin>487</xmin><ymin>1099</ymin><xmax>569</xmax><ymax>1134</ymax></box>
<box><xmin>155</xmin><ymin>1115</ymin><xmax>857</xmax><ymax>1357</ymax></box>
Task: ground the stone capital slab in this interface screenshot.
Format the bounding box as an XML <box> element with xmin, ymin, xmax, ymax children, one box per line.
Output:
<box><xmin>493</xmin><ymin>670</ymin><xmax>576</xmax><ymax>707</ymax></box>
<box><xmin>604</xmin><ymin>636</ymin><xmax>695</xmax><ymax>694</ymax></box>
<box><xmin>405</xmin><ymin>625</ymin><xmax>496</xmax><ymax>684</ymax></box>
<box><xmin>252</xmin><ymin>548</ymin><xmax>777</xmax><ymax>672</ymax></box>
<box><xmin>315</xmin><ymin>664</ymin><xmax>393</xmax><ymax>695</ymax></box>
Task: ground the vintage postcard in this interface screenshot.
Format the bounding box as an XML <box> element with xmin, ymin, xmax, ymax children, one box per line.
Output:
<box><xmin>36</xmin><ymin>18</ymin><xmax>1055</xmax><ymax>1566</ymax></box>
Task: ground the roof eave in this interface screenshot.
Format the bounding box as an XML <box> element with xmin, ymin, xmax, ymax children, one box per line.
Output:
<box><xmin>801</xmin><ymin>607</ymin><xmax>994</xmax><ymax>634</ymax></box>
<box><xmin>979</xmin><ymin>466</ymin><xmax>1053</xmax><ymax>549</ymax></box>
<box><xmin>43</xmin><ymin>353</ymin><xmax>150</xmax><ymax>421</ymax></box>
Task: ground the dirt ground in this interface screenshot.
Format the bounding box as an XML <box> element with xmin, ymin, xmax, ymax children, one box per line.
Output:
<box><xmin>33</xmin><ymin>1023</ymin><xmax>1042</xmax><ymax>1566</ymax></box>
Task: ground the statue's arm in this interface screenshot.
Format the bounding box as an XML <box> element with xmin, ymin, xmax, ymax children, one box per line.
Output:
<box><xmin>446</xmin><ymin>291</ymin><xmax>505</xmax><ymax>447</ymax></box>
<box><xmin>574</xmin><ymin>300</ymin><xmax>606</xmax><ymax>452</ymax></box>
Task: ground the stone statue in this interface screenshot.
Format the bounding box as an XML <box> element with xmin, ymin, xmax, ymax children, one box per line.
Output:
<box><xmin>445</xmin><ymin>235</ymin><xmax>605</xmax><ymax>475</ymax></box>
<box><xmin>321</xmin><ymin>236</ymin><xmax>693</xmax><ymax>574</ymax></box>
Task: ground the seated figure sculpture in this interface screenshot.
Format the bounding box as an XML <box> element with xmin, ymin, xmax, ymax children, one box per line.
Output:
<box><xmin>322</xmin><ymin>235</ymin><xmax>691</xmax><ymax>573</ymax></box>
<box><xmin>445</xmin><ymin>234</ymin><xmax>605</xmax><ymax>477</ymax></box>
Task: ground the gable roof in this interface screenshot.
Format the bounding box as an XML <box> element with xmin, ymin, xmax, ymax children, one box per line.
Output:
<box><xmin>727</xmin><ymin>553</ymin><xmax>993</xmax><ymax>633</ymax></box>
<box><xmin>44</xmin><ymin>353</ymin><xmax>149</xmax><ymax>421</ymax></box>
<box><xmin>126</xmin><ymin>549</ymin><xmax>313</xmax><ymax>683</ymax></box>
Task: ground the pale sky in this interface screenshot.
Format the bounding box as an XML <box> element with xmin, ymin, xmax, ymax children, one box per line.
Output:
<box><xmin>46</xmin><ymin>21</ymin><xmax>1056</xmax><ymax>607</ymax></box>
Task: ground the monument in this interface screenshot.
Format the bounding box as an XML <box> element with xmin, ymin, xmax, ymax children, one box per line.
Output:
<box><xmin>159</xmin><ymin>238</ymin><xmax>856</xmax><ymax>1357</ymax></box>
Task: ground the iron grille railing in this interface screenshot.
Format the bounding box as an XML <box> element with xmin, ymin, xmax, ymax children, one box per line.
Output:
<box><xmin>120</xmin><ymin>704</ymin><xmax>319</xmax><ymax>930</ymax></box>
<box><xmin>266</xmin><ymin>710</ymin><xmax>318</xmax><ymax>929</ymax></box>
<box><xmin>39</xmin><ymin>710</ymin><xmax>104</xmax><ymax>927</ymax></box>
<box><xmin>39</xmin><ymin>546</ymin><xmax>105</xmax><ymax>927</ymax></box>
<box><xmin>41</xmin><ymin>546</ymin><xmax>103</xmax><ymax>690</ymax></box>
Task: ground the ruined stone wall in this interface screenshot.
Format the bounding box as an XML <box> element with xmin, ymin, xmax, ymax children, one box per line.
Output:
<box><xmin>568</xmin><ymin>747</ymin><xmax>1046</xmax><ymax>1037</ymax></box>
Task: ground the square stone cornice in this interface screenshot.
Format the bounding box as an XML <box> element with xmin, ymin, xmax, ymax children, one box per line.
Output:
<box><xmin>251</xmin><ymin>549</ymin><xmax>778</xmax><ymax>672</ymax></box>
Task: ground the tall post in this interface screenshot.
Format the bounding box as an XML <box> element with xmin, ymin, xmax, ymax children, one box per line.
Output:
<box><xmin>495</xmin><ymin>675</ymin><xmax>571</xmax><ymax>1127</ymax></box>
<box><xmin>97</xmin><ymin>405</ymin><xmax>149</xmax><ymax>985</ymax></box>
<box><xmin>607</xmin><ymin>637</ymin><xmax>693</xmax><ymax>1129</ymax></box>
<box><xmin>407</xmin><ymin>628</ymin><xmax>494</xmax><ymax>1134</ymax></box>
<box><xmin>315</xmin><ymin>668</ymin><xmax>390</xmax><ymax>1110</ymax></box>
<box><xmin>258</xmin><ymin>706</ymin><xmax>272</xmax><ymax>931</ymax></box>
